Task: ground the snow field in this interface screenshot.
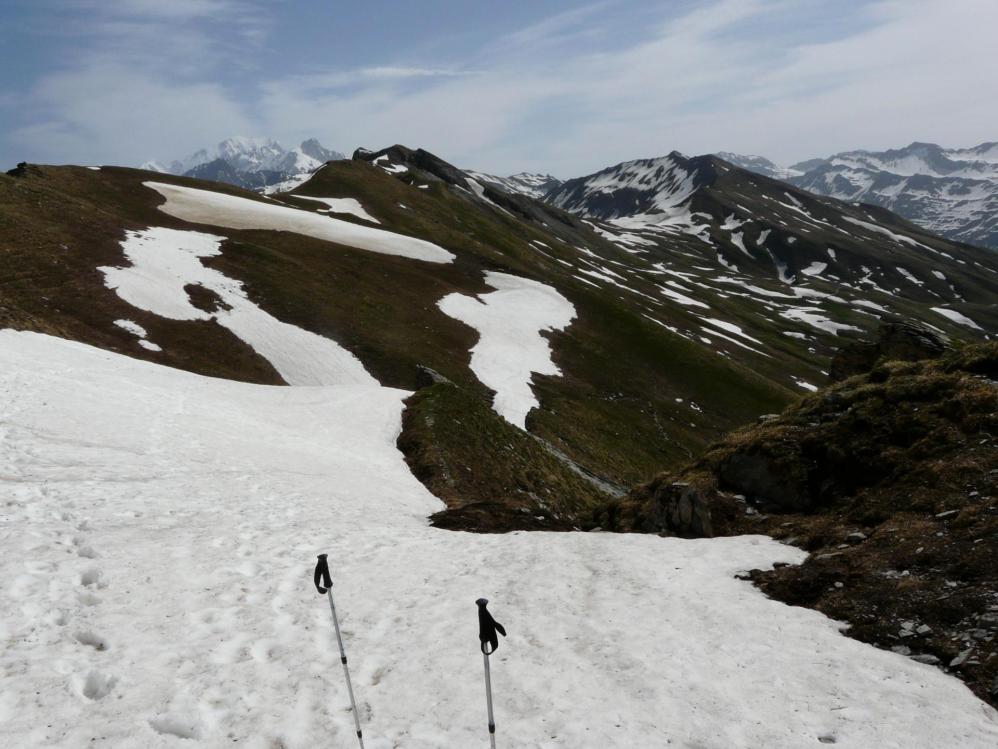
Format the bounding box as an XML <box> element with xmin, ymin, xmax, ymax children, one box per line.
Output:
<box><xmin>144</xmin><ymin>182</ymin><xmax>454</xmax><ymax>263</ymax></box>
<box><xmin>2</xmin><ymin>332</ymin><xmax>998</xmax><ymax>748</ymax></box>
<box><xmin>438</xmin><ymin>272</ymin><xmax>576</xmax><ymax>429</ymax></box>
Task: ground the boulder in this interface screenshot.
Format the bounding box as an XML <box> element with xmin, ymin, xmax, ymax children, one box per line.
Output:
<box><xmin>830</xmin><ymin>321</ymin><xmax>948</xmax><ymax>381</ymax></box>
<box><xmin>644</xmin><ymin>482</ymin><xmax>714</xmax><ymax>537</ymax></box>
<box><xmin>414</xmin><ymin>365</ymin><xmax>453</xmax><ymax>389</ymax></box>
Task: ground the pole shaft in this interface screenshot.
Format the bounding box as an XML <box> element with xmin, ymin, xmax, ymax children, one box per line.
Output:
<box><xmin>483</xmin><ymin>651</ymin><xmax>496</xmax><ymax>749</ymax></box>
<box><xmin>327</xmin><ymin>589</ymin><xmax>365</xmax><ymax>749</ymax></box>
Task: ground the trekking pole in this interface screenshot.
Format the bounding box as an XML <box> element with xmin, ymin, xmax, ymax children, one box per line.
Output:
<box><xmin>476</xmin><ymin>598</ymin><xmax>506</xmax><ymax>748</ymax></box>
<box><xmin>314</xmin><ymin>554</ymin><xmax>365</xmax><ymax>749</ymax></box>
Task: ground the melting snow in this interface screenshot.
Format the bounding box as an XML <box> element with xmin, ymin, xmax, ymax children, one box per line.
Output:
<box><xmin>842</xmin><ymin>216</ymin><xmax>932</xmax><ymax>250</ymax></box>
<box><xmin>897</xmin><ymin>267</ymin><xmax>924</xmax><ymax>286</ymax></box>
<box><xmin>113</xmin><ymin>319</ymin><xmax>147</xmax><ymax>338</ymax></box>
<box><xmin>932</xmin><ymin>307</ymin><xmax>983</xmax><ymax>330</ymax></box>
<box><xmin>438</xmin><ymin>273</ymin><xmax>576</xmax><ymax>429</ymax></box>
<box><xmin>101</xmin><ymin>227</ymin><xmax>374</xmax><ymax>387</ymax></box>
<box><xmin>793</xmin><ymin>377</ymin><xmax>818</xmax><ymax>392</ymax></box>
<box><xmin>294</xmin><ymin>196</ymin><xmax>381</xmax><ymax>224</ymax></box>
<box><xmin>145</xmin><ymin>182</ymin><xmax>453</xmax><ymax>264</ymax></box>
<box><xmin>113</xmin><ymin>319</ymin><xmax>162</xmax><ymax>352</ymax></box>
<box><xmin>780</xmin><ymin>308</ymin><xmax>862</xmax><ymax>336</ymax></box>
<box><xmin>660</xmin><ymin>286</ymin><xmax>709</xmax><ymax>309</ymax></box>
<box><xmin>800</xmin><ymin>262</ymin><xmax>827</xmax><ymax>277</ymax></box>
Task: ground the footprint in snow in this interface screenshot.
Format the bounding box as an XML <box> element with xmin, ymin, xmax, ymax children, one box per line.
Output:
<box><xmin>78</xmin><ymin>670</ymin><xmax>116</xmax><ymax>701</ymax></box>
<box><xmin>80</xmin><ymin>568</ymin><xmax>106</xmax><ymax>588</ymax></box>
<box><xmin>148</xmin><ymin>716</ymin><xmax>200</xmax><ymax>740</ymax></box>
<box><xmin>77</xmin><ymin>591</ymin><xmax>101</xmax><ymax>607</ymax></box>
<box><xmin>75</xmin><ymin>630</ymin><xmax>109</xmax><ymax>651</ymax></box>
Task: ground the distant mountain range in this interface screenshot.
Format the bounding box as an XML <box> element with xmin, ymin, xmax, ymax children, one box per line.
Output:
<box><xmin>139</xmin><ymin>137</ymin><xmax>998</xmax><ymax>250</ymax></box>
<box><xmin>714</xmin><ymin>143</ymin><xmax>998</xmax><ymax>249</ymax></box>
<box><xmin>141</xmin><ymin>137</ymin><xmax>345</xmax><ymax>192</ymax></box>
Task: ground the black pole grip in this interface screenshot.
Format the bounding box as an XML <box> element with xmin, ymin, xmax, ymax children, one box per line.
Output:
<box><xmin>314</xmin><ymin>553</ymin><xmax>332</xmax><ymax>595</ymax></box>
<box><xmin>477</xmin><ymin>598</ymin><xmax>506</xmax><ymax>654</ymax></box>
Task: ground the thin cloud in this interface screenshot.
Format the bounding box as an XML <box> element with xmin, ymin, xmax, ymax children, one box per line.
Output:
<box><xmin>5</xmin><ymin>0</ymin><xmax>996</xmax><ymax>176</ymax></box>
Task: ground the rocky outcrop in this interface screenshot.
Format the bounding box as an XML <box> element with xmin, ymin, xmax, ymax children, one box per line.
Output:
<box><xmin>829</xmin><ymin>321</ymin><xmax>949</xmax><ymax>382</ymax></box>
<box><xmin>718</xmin><ymin>445</ymin><xmax>811</xmax><ymax>511</ymax></box>
<box><xmin>617</xmin><ymin>342</ymin><xmax>998</xmax><ymax>709</ymax></box>
<box><xmin>642</xmin><ymin>481</ymin><xmax>715</xmax><ymax>537</ymax></box>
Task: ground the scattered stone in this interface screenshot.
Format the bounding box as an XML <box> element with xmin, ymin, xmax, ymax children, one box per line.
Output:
<box><xmin>951</xmin><ymin>649</ymin><xmax>973</xmax><ymax>667</ymax></box>
<box><xmin>935</xmin><ymin>510</ymin><xmax>959</xmax><ymax>519</ymax></box>
<box><xmin>846</xmin><ymin>531</ymin><xmax>867</xmax><ymax>542</ymax></box>
<box><xmin>414</xmin><ymin>365</ymin><xmax>454</xmax><ymax>389</ymax></box>
<box><xmin>909</xmin><ymin>653</ymin><xmax>941</xmax><ymax>665</ymax></box>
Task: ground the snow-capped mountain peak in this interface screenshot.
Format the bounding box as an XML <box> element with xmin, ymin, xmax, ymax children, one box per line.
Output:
<box><xmin>715</xmin><ymin>152</ymin><xmax>803</xmax><ymax>180</ymax></box>
<box><xmin>140</xmin><ymin>137</ymin><xmax>346</xmax><ymax>191</ymax></box>
<box><xmin>545</xmin><ymin>152</ymin><xmax>713</xmax><ymax>219</ymax></box>
<box><xmin>463</xmin><ymin>170</ymin><xmax>563</xmax><ymax>200</ymax></box>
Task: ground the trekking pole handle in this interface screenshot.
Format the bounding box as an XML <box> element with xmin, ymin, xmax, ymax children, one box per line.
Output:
<box><xmin>314</xmin><ymin>553</ymin><xmax>332</xmax><ymax>595</ymax></box>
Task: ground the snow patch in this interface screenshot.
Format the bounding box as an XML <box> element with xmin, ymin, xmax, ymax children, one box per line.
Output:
<box><xmin>144</xmin><ymin>181</ymin><xmax>453</xmax><ymax>263</ymax></box>
<box><xmin>438</xmin><ymin>273</ymin><xmax>576</xmax><ymax>429</ymax></box>
<box><xmin>932</xmin><ymin>307</ymin><xmax>982</xmax><ymax>330</ymax></box>
<box><xmin>294</xmin><ymin>196</ymin><xmax>380</xmax><ymax>224</ymax></box>
<box><xmin>101</xmin><ymin>227</ymin><xmax>374</xmax><ymax>386</ymax></box>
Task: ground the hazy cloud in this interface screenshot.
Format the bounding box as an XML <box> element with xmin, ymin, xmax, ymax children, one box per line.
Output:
<box><xmin>4</xmin><ymin>0</ymin><xmax>996</xmax><ymax>175</ymax></box>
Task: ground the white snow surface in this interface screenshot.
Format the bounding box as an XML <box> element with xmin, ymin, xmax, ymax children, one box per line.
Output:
<box><xmin>932</xmin><ymin>307</ymin><xmax>983</xmax><ymax>330</ymax></box>
<box><xmin>438</xmin><ymin>272</ymin><xmax>575</xmax><ymax>429</ymax></box>
<box><xmin>2</xmin><ymin>331</ymin><xmax>997</xmax><ymax>748</ymax></box>
<box><xmin>143</xmin><ymin>182</ymin><xmax>453</xmax><ymax>263</ymax></box>
<box><xmin>100</xmin><ymin>227</ymin><xmax>374</xmax><ymax>387</ymax></box>
<box><xmin>293</xmin><ymin>196</ymin><xmax>381</xmax><ymax>224</ymax></box>
<box><xmin>113</xmin><ymin>319</ymin><xmax>162</xmax><ymax>352</ymax></box>
<box><xmin>113</xmin><ymin>319</ymin><xmax>147</xmax><ymax>338</ymax></box>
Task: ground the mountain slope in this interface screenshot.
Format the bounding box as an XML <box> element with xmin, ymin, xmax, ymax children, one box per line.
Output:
<box><xmin>464</xmin><ymin>170</ymin><xmax>563</xmax><ymax>199</ymax></box>
<box><xmin>0</xmin><ymin>156</ymin><xmax>794</xmax><ymax>529</ymax></box>
<box><xmin>542</xmin><ymin>150</ymin><xmax>998</xmax><ymax>345</ymax></box>
<box><xmin>3</xmin><ymin>145</ymin><xmax>997</xmax><ymax>530</ymax></box>
<box><xmin>724</xmin><ymin>142</ymin><xmax>998</xmax><ymax>249</ymax></box>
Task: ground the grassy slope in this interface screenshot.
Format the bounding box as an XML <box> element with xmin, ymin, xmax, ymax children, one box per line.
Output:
<box><xmin>0</xmin><ymin>161</ymin><xmax>796</xmax><ymax>524</ymax></box>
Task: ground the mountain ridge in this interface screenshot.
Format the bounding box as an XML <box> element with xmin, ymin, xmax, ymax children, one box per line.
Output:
<box><xmin>141</xmin><ymin>136</ymin><xmax>345</xmax><ymax>191</ymax></box>
<box><xmin>716</xmin><ymin>141</ymin><xmax>998</xmax><ymax>249</ymax></box>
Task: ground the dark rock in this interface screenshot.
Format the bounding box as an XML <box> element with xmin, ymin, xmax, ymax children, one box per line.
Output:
<box><xmin>6</xmin><ymin>162</ymin><xmax>39</xmax><ymax>178</ymax></box>
<box><xmin>718</xmin><ymin>447</ymin><xmax>810</xmax><ymax>511</ymax></box>
<box><xmin>414</xmin><ymin>365</ymin><xmax>453</xmax><ymax>389</ymax></box>
<box><xmin>830</xmin><ymin>321</ymin><xmax>948</xmax><ymax>382</ymax></box>
<box><xmin>644</xmin><ymin>482</ymin><xmax>714</xmax><ymax>537</ymax></box>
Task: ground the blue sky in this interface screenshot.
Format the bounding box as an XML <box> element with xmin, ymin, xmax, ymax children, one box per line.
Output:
<box><xmin>1</xmin><ymin>0</ymin><xmax>995</xmax><ymax>176</ymax></box>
